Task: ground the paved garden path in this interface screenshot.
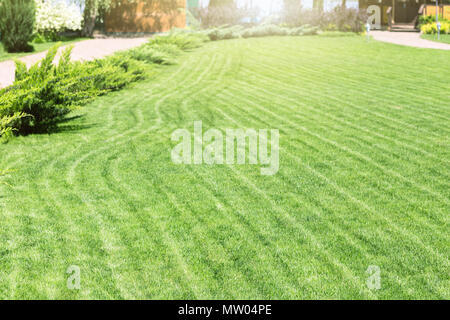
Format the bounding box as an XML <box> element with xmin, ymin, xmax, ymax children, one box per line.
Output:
<box><xmin>0</xmin><ymin>37</ymin><xmax>149</xmax><ymax>89</ymax></box>
<box><xmin>371</xmin><ymin>31</ymin><xmax>450</xmax><ymax>50</ymax></box>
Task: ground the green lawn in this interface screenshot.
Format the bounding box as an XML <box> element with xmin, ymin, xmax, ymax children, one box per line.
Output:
<box><xmin>421</xmin><ymin>33</ymin><xmax>450</xmax><ymax>44</ymax></box>
<box><xmin>0</xmin><ymin>36</ymin><xmax>449</xmax><ymax>299</ymax></box>
<box><xmin>0</xmin><ymin>38</ymin><xmax>86</xmax><ymax>62</ymax></box>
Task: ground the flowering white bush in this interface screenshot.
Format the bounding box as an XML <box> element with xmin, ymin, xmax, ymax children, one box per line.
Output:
<box><xmin>35</xmin><ymin>0</ymin><xmax>82</xmax><ymax>36</ymax></box>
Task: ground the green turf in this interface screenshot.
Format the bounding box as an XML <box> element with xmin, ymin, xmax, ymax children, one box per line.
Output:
<box><xmin>0</xmin><ymin>36</ymin><xmax>449</xmax><ymax>299</ymax></box>
<box><xmin>421</xmin><ymin>33</ymin><xmax>450</xmax><ymax>44</ymax></box>
<box><xmin>0</xmin><ymin>38</ymin><xmax>87</xmax><ymax>62</ymax></box>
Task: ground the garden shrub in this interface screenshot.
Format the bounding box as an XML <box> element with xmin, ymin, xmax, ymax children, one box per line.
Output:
<box><xmin>322</xmin><ymin>8</ymin><xmax>367</xmax><ymax>33</ymax></box>
<box><xmin>149</xmin><ymin>32</ymin><xmax>208</xmax><ymax>50</ymax></box>
<box><xmin>194</xmin><ymin>3</ymin><xmax>257</xmax><ymax>28</ymax></box>
<box><xmin>204</xmin><ymin>24</ymin><xmax>320</xmax><ymax>40</ymax></box>
<box><xmin>0</xmin><ymin>44</ymin><xmax>149</xmax><ymax>134</ymax></box>
<box><xmin>150</xmin><ymin>43</ymin><xmax>183</xmax><ymax>56</ymax></box>
<box><xmin>242</xmin><ymin>24</ymin><xmax>290</xmax><ymax>38</ymax></box>
<box><xmin>418</xmin><ymin>15</ymin><xmax>450</xmax><ymax>28</ymax></box>
<box><xmin>124</xmin><ymin>44</ymin><xmax>178</xmax><ymax>65</ymax></box>
<box><xmin>419</xmin><ymin>15</ymin><xmax>435</xmax><ymax>27</ymax></box>
<box><xmin>0</xmin><ymin>112</ymin><xmax>29</xmax><ymax>142</ymax></box>
<box><xmin>206</xmin><ymin>25</ymin><xmax>244</xmax><ymax>41</ymax></box>
<box><xmin>89</xmin><ymin>55</ymin><xmax>148</xmax><ymax>91</ymax></box>
<box><xmin>0</xmin><ymin>0</ymin><xmax>35</xmax><ymax>52</ymax></box>
<box><xmin>1</xmin><ymin>32</ymin><xmax>206</xmax><ymax>136</ymax></box>
<box><xmin>128</xmin><ymin>33</ymin><xmax>207</xmax><ymax>64</ymax></box>
<box><xmin>421</xmin><ymin>21</ymin><xmax>450</xmax><ymax>34</ymax></box>
<box><xmin>34</xmin><ymin>0</ymin><xmax>83</xmax><ymax>41</ymax></box>
<box><xmin>279</xmin><ymin>7</ymin><xmax>366</xmax><ymax>33</ymax></box>
<box><xmin>318</xmin><ymin>31</ymin><xmax>360</xmax><ymax>37</ymax></box>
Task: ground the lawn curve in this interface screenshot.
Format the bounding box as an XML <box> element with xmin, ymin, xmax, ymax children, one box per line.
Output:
<box><xmin>0</xmin><ymin>36</ymin><xmax>449</xmax><ymax>299</ymax></box>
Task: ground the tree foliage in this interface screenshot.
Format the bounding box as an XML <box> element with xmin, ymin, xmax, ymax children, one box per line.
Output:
<box><xmin>282</xmin><ymin>0</ymin><xmax>303</xmax><ymax>26</ymax></box>
<box><xmin>209</xmin><ymin>0</ymin><xmax>235</xmax><ymax>8</ymax></box>
<box><xmin>35</xmin><ymin>0</ymin><xmax>83</xmax><ymax>40</ymax></box>
<box><xmin>75</xmin><ymin>0</ymin><xmax>185</xmax><ymax>37</ymax></box>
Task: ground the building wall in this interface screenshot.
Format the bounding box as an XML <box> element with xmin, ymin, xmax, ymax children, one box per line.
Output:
<box><xmin>424</xmin><ymin>5</ymin><xmax>450</xmax><ymax>20</ymax></box>
<box><xmin>104</xmin><ymin>0</ymin><xmax>186</xmax><ymax>33</ymax></box>
<box><xmin>359</xmin><ymin>0</ymin><xmax>393</xmax><ymax>28</ymax></box>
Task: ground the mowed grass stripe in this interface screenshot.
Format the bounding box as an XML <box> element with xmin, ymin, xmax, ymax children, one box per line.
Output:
<box><xmin>205</xmin><ymin>94</ymin><xmax>448</xmax><ymax>298</ymax></box>
<box><xmin>248</xmin><ymin>40</ymin><xmax>450</xmax><ymax>132</ymax></box>
<box><xmin>201</xmin><ymin>86</ymin><xmax>449</xmax><ymax>244</ymax></box>
<box><xmin>239</xmin><ymin>60</ymin><xmax>450</xmax><ymax>152</ymax></box>
<box><xmin>253</xmin><ymin>37</ymin><xmax>450</xmax><ymax>103</ymax></box>
<box><xmin>59</xmin><ymin>45</ymin><xmax>240</xmax><ymax>298</ymax></box>
<box><xmin>241</xmin><ymin>47</ymin><xmax>450</xmax><ymax>136</ymax></box>
<box><xmin>64</xmin><ymin>50</ymin><xmax>226</xmax><ymax>298</ymax></box>
<box><xmin>218</xmin><ymin>87</ymin><xmax>450</xmax><ymax>213</ymax></box>
<box><xmin>234</xmin><ymin>55</ymin><xmax>449</xmax><ymax>180</ymax></box>
<box><xmin>212</xmin><ymin>87</ymin><xmax>445</xmax><ymax>255</ymax></box>
<box><xmin>216</xmin><ymin>87</ymin><xmax>450</xmax><ymax>247</ymax></box>
<box><xmin>10</xmin><ymin>54</ymin><xmax>209</xmax><ymax>299</ymax></box>
<box><xmin>212</xmin><ymin>89</ymin><xmax>450</xmax><ymax>260</ymax></box>
<box><xmin>1</xmin><ymin>36</ymin><xmax>448</xmax><ymax>299</ymax></box>
<box><xmin>2</xmin><ymin>48</ymin><xmax>219</xmax><ymax>299</ymax></box>
<box><xmin>200</xmin><ymin>106</ymin><xmax>416</xmax><ymax>298</ymax></box>
<box><xmin>231</xmin><ymin>77</ymin><xmax>450</xmax><ymax>189</ymax></box>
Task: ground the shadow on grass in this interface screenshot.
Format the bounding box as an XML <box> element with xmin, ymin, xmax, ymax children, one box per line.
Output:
<box><xmin>21</xmin><ymin>115</ymin><xmax>98</xmax><ymax>136</ymax></box>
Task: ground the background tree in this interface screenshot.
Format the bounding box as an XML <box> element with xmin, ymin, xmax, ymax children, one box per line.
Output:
<box><xmin>0</xmin><ymin>0</ymin><xmax>35</xmax><ymax>52</ymax></box>
<box><xmin>313</xmin><ymin>0</ymin><xmax>324</xmax><ymax>12</ymax></box>
<box><xmin>209</xmin><ymin>0</ymin><xmax>235</xmax><ymax>8</ymax></box>
<box><xmin>74</xmin><ymin>0</ymin><xmax>184</xmax><ymax>37</ymax></box>
<box><xmin>198</xmin><ymin>0</ymin><xmax>245</xmax><ymax>27</ymax></box>
<box><xmin>82</xmin><ymin>0</ymin><xmax>99</xmax><ymax>37</ymax></box>
<box><xmin>282</xmin><ymin>0</ymin><xmax>302</xmax><ymax>26</ymax></box>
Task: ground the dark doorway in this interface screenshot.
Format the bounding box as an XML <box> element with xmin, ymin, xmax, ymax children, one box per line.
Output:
<box><xmin>395</xmin><ymin>0</ymin><xmax>421</xmax><ymax>23</ymax></box>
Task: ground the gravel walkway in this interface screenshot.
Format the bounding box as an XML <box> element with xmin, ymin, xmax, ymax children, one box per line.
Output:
<box><xmin>371</xmin><ymin>31</ymin><xmax>450</xmax><ymax>50</ymax></box>
<box><xmin>0</xmin><ymin>38</ymin><xmax>149</xmax><ymax>89</ymax></box>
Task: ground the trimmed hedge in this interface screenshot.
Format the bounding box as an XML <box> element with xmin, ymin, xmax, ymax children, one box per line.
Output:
<box><xmin>204</xmin><ymin>24</ymin><xmax>321</xmax><ymax>41</ymax></box>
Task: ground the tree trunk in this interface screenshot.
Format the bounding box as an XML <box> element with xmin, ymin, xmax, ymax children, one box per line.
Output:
<box><xmin>342</xmin><ymin>0</ymin><xmax>347</xmax><ymax>9</ymax></box>
<box><xmin>313</xmin><ymin>0</ymin><xmax>324</xmax><ymax>12</ymax></box>
<box><xmin>82</xmin><ymin>0</ymin><xmax>97</xmax><ymax>38</ymax></box>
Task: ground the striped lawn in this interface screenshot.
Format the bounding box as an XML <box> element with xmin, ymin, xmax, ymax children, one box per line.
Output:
<box><xmin>0</xmin><ymin>36</ymin><xmax>448</xmax><ymax>299</ymax></box>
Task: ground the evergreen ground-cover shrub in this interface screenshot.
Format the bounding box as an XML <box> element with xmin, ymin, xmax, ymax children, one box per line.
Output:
<box><xmin>0</xmin><ymin>112</ymin><xmax>29</xmax><ymax>142</ymax></box>
<box><xmin>241</xmin><ymin>24</ymin><xmax>290</xmax><ymax>38</ymax></box>
<box><xmin>149</xmin><ymin>32</ymin><xmax>209</xmax><ymax>50</ymax></box>
<box><xmin>0</xmin><ymin>45</ymin><xmax>150</xmax><ymax>134</ymax></box>
<box><xmin>203</xmin><ymin>24</ymin><xmax>321</xmax><ymax>41</ymax></box>
<box><xmin>0</xmin><ymin>0</ymin><xmax>35</xmax><ymax>52</ymax></box>
<box><xmin>124</xmin><ymin>44</ymin><xmax>179</xmax><ymax>65</ymax></box>
<box><xmin>206</xmin><ymin>25</ymin><xmax>245</xmax><ymax>41</ymax></box>
<box><xmin>1</xmin><ymin>32</ymin><xmax>203</xmax><ymax>137</ymax></box>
